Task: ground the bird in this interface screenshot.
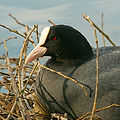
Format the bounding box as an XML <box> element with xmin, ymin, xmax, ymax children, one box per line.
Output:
<box><xmin>25</xmin><ymin>25</ymin><xmax>120</xmax><ymax>120</ymax></box>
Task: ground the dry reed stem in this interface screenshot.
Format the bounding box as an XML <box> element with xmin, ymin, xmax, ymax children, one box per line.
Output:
<box><xmin>48</xmin><ymin>19</ymin><xmax>56</xmax><ymax>25</ymax></box>
<box><xmin>82</xmin><ymin>14</ymin><xmax>99</xmax><ymax>120</ymax></box>
<box><xmin>3</xmin><ymin>39</ymin><xmax>26</xmax><ymax>120</ymax></box>
<box><xmin>36</xmin><ymin>25</ymin><xmax>39</xmax><ymax>43</ymax></box>
<box><xmin>0</xmin><ymin>24</ymin><xmax>25</xmax><ymax>39</ymax></box>
<box><xmin>18</xmin><ymin>25</ymin><xmax>37</xmax><ymax>91</ymax></box>
<box><xmin>25</xmin><ymin>25</ymin><xmax>36</xmax><ymax>48</ymax></box>
<box><xmin>8</xmin><ymin>13</ymin><xmax>26</xmax><ymax>28</ymax></box>
<box><xmin>0</xmin><ymin>24</ymin><xmax>34</xmax><ymax>44</ymax></box>
<box><xmin>0</xmin><ymin>22</ymin><xmax>46</xmax><ymax>119</ymax></box>
<box><xmin>8</xmin><ymin>13</ymin><xmax>41</xmax><ymax>36</ymax></box>
<box><xmin>101</xmin><ymin>13</ymin><xmax>106</xmax><ymax>46</ymax></box>
<box><xmin>77</xmin><ymin>104</ymin><xmax>120</xmax><ymax>120</ymax></box>
<box><xmin>0</xmin><ymin>115</ymin><xmax>6</xmax><ymax>120</ymax></box>
<box><xmin>24</xmin><ymin>26</ymin><xmax>29</xmax><ymax>73</ymax></box>
<box><xmin>21</xmin><ymin>62</ymin><xmax>32</xmax><ymax>113</ymax></box>
<box><xmin>6</xmin><ymin>101</ymin><xmax>17</xmax><ymax>120</ymax></box>
<box><xmin>0</xmin><ymin>71</ymin><xmax>10</xmax><ymax>76</ymax></box>
<box><xmin>29</xmin><ymin>32</ymin><xmax>36</xmax><ymax>47</ymax></box>
<box><xmin>0</xmin><ymin>106</ymin><xmax>21</xmax><ymax>118</ymax></box>
<box><xmin>21</xmin><ymin>62</ymin><xmax>38</xmax><ymax>94</ymax></box>
<box><xmin>82</xmin><ymin>14</ymin><xmax>116</xmax><ymax>46</ymax></box>
<box><xmin>19</xmin><ymin>25</ymin><xmax>37</xmax><ymax>67</ymax></box>
<box><xmin>38</xmin><ymin>62</ymin><xmax>88</xmax><ymax>96</ymax></box>
<box><xmin>0</xmin><ymin>37</ymin><xmax>17</xmax><ymax>45</ymax></box>
<box><xmin>3</xmin><ymin>38</ymin><xmax>19</xmax><ymax>97</ymax></box>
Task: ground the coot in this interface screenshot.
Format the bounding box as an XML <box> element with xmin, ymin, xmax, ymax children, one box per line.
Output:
<box><xmin>25</xmin><ymin>25</ymin><xmax>120</xmax><ymax>120</ymax></box>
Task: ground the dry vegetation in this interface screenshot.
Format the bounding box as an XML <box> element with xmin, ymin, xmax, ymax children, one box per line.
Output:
<box><xmin>0</xmin><ymin>13</ymin><xmax>120</xmax><ymax>120</ymax></box>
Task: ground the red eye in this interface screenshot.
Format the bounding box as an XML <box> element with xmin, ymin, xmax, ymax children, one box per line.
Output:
<box><xmin>53</xmin><ymin>36</ymin><xmax>56</xmax><ymax>40</ymax></box>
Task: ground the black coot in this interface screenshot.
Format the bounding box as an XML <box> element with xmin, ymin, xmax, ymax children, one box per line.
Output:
<box><xmin>25</xmin><ymin>25</ymin><xmax>120</xmax><ymax>120</ymax></box>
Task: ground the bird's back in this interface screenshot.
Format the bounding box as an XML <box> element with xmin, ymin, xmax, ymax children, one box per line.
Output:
<box><xmin>36</xmin><ymin>46</ymin><xmax>120</xmax><ymax>120</ymax></box>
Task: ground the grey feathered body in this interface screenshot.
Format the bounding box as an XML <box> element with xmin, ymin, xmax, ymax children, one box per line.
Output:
<box><xmin>36</xmin><ymin>46</ymin><xmax>120</xmax><ymax>120</ymax></box>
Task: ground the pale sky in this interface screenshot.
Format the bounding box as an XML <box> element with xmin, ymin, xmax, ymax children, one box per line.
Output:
<box><xmin>0</xmin><ymin>0</ymin><xmax>120</xmax><ymax>57</ymax></box>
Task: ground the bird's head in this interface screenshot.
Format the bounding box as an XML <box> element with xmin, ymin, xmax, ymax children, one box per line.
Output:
<box><xmin>25</xmin><ymin>25</ymin><xmax>93</xmax><ymax>64</ymax></box>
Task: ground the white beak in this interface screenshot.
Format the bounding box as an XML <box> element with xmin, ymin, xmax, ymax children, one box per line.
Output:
<box><xmin>25</xmin><ymin>44</ymin><xmax>47</xmax><ymax>65</ymax></box>
<box><xmin>25</xmin><ymin>26</ymin><xmax>50</xmax><ymax>65</ymax></box>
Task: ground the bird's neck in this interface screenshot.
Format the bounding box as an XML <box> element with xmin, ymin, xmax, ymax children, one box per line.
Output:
<box><xmin>53</xmin><ymin>54</ymin><xmax>93</xmax><ymax>66</ymax></box>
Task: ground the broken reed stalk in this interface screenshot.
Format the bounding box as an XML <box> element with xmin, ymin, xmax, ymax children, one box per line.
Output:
<box><xmin>18</xmin><ymin>25</ymin><xmax>37</xmax><ymax>91</ymax></box>
<box><xmin>8</xmin><ymin>13</ymin><xmax>41</xmax><ymax>36</ymax></box>
<box><xmin>0</xmin><ymin>106</ymin><xmax>21</xmax><ymax>118</ymax></box>
<box><xmin>38</xmin><ymin>62</ymin><xmax>88</xmax><ymax>96</ymax></box>
<box><xmin>36</xmin><ymin>25</ymin><xmax>39</xmax><ymax>43</ymax></box>
<box><xmin>82</xmin><ymin>14</ymin><xmax>99</xmax><ymax>120</ymax></box>
<box><xmin>21</xmin><ymin>57</ymin><xmax>33</xmax><ymax>113</ymax></box>
<box><xmin>24</xmin><ymin>26</ymin><xmax>29</xmax><ymax>73</ymax></box>
<box><xmin>77</xmin><ymin>103</ymin><xmax>120</xmax><ymax>120</ymax></box>
<box><xmin>101</xmin><ymin>13</ymin><xmax>106</xmax><ymax>46</ymax></box>
<box><xmin>24</xmin><ymin>25</ymin><xmax>37</xmax><ymax>74</ymax></box>
<box><xmin>0</xmin><ymin>37</ymin><xmax>17</xmax><ymax>45</ymax></box>
<box><xmin>20</xmin><ymin>62</ymin><xmax>38</xmax><ymax>94</ymax></box>
<box><xmin>3</xmin><ymin>38</ymin><xmax>19</xmax><ymax>97</ymax></box>
<box><xmin>0</xmin><ymin>24</ymin><xmax>34</xmax><ymax>44</ymax></box>
<box><xmin>6</xmin><ymin>100</ymin><xmax>17</xmax><ymax>120</ymax></box>
<box><xmin>18</xmin><ymin>25</ymin><xmax>37</xmax><ymax>66</ymax></box>
<box><xmin>3</xmin><ymin>39</ymin><xmax>26</xmax><ymax>120</ymax></box>
<box><xmin>1</xmin><ymin>24</ymin><xmax>41</xmax><ymax>119</ymax></box>
<box><xmin>82</xmin><ymin>14</ymin><xmax>116</xmax><ymax>46</ymax></box>
<box><xmin>21</xmin><ymin>67</ymin><xmax>33</xmax><ymax>113</ymax></box>
<box><xmin>48</xmin><ymin>19</ymin><xmax>56</xmax><ymax>25</ymax></box>
<box><xmin>0</xmin><ymin>71</ymin><xmax>10</xmax><ymax>76</ymax></box>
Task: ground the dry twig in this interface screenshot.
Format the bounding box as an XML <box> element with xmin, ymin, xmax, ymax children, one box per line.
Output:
<box><xmin>0</xmin><ymin>24</ymin><xmax>34</xmax><ymax>44</ymax></box>
<box><xmin>18</xmin><ymin>25</ymin><xmax>37</xmax><ymax>90</ymax></box>
<box><xmin>0</xmin><ymin>19</ymin><xmax>47</xmax><ymax>120</ymax></box>
<box><xmin>82</xmin><ymin>13</ymin><xmax>99</xmax><ymax>120</ymax></box>
<box><xmin>38</xmin><ymin>62</ymin><xmax>88</xmax><ymax>96</ymax></box>
<box><xmin>3</xmin><ymin>38</ymin><xmax>26</xmax><ymax>120</ymax></box>
<box><xmin>36</xmin><ymin>25</ymin><xmax>39</xmax><ymax>43</ymax></box>
<box><xmin>101</xmin><ymin>13</ymin><xmax>106</xmax><ymax>46</ymax></box>
<box><xmin>0</xmin><ymin>106</ymin><xmax>21</xmax><ymax>118</ymax></box>
<box><xmin>3</xmin><ymin>38</ymin><xmax>19</xmax><ymax>97</ymax></box>
<box><xmin>0</xmin><ymin>37</ymin><xmax>17</xmax><ymax>45</ymax></box>
<box><xmin>77</xmin><ymin>104</ymin><xmax>120</xmax><ymax>120</ymax></box>
<box><xmin>6</xmin><ymin>101</ymin><xmax>17</xmax><ymax>120</ymax></box>
<box><xmin>48</xmin><ymin>19</ymin><xmax>56</xmax><ymax>25</ymax></box>
<box><xmin>21</xmin><ymin>62</ymin><xmax>38</xmax><ymax>94</ymax></box>
<box><xmin>82</xmin><ymin>14</ymin><xmax>116</xmax><ymax>46</ymax></box>
<box><xmin>8</xmin><ymin>13</ymin><xmax>41</xmax><ymax>35</ymax></box>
